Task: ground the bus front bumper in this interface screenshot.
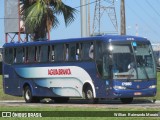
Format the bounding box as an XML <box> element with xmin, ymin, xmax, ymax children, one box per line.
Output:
<box><xmin>110</xmin><ymin>88</ymin><xmax>157</xmax><ymax>98</ymax></box>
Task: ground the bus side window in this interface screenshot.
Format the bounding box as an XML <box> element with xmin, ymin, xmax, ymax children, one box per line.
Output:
<box><xmin>69</xmin><ymin>44</ymin><xmax>76</xmax><ymax>61</ymax></box>
<box><xmin>54</xmin><ymin>44</ymin><xmax>64</xmax><ymax>61</ymax></box>
<box><xmin>28</xmin><ymin>47</ymin><xmax>35</xmax><ymax>63</ymax></box>
<box><xmin>65</xmin><ymin>43</ymin><xmax>79</xmax><ymax>61</ymax></box>
<box><xmin>40</xmin><ymin>45</ymin><xmax>49</xmax><ymax>62</ymax></box>
<box><xmin>4</xmin><ymin>48</ymin><xmax>14</xmax><ymax>64</ymax></box>
<box><xmin>50</xmin><ymin>45</ymin><xmax>55</xmax><ymax>61</ymax></box>
<box><xmin>35</xmin><ymin>46</ymin><xmax>40</xmax><ymax>62</ymax></box>
<box><xmin>65</xmin><ymin>44</ymin><xmax>69</xmax><ymax>61</ymax></box>
<box><xmin>81</xmin><ymin>42</ymin><xmax>93</xmax><ymax>60</ymax></box>
<box><xmin>13</xmin><ymin>48</ymin><xmax>16</xmax><ymax>63</ymax></box>
<box><xmin>89</xmin><ymin>44</ymin><xmax>94</xmax><ymax>59</ymax></box>
<box><xmin>76</xmin><ymin>43</ymin><xmax>81</xmax><ymax>60</ymax></box>
<box><xmin>16</xmin><ymin>47</ymin><xmax>24</xmax><ymax>63</ymax></box>
<box><xmin>24</xmin><ymin>47</ymin><xmax>28</xmax><ymax>63</ymax></box>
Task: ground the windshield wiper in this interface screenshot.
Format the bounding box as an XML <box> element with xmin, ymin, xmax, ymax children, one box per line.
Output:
<box><xmin>140</xmin><ymin>64</ymin><xmax>149</xmax><ymax>80</ymax></box>
<box><xmin>127</xmin><ymin>68</ymin><xmax>135</xmax><ymax>81</ymax></box>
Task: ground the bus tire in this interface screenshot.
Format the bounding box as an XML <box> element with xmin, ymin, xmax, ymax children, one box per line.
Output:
<box><xmin>84</xmin><ymin>86</ymin><xmax>98</xmax><ymax>104</ymax></box>
<box><xmin>120</xmin><ymin>98</ymin><xmax>133</xmax><ymax>104</ymax></box>
<box><xmin>24</xmin><ymin>86</ymin><xmax>40</xmax><ymax>103</ymax></box>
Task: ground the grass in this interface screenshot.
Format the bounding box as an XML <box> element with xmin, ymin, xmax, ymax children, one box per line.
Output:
<box><xmin>155</xmin><ymin>72</ymin><xmax>160</xmax><ymax>100</ymax></box>
<box><xmin>0</xmin><ymin>73</ymin><xmax>160</xmax><ymax>101</ymax></box>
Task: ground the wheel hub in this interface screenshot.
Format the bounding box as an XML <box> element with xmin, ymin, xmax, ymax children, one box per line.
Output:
<box><xmin>87</xmin><ymin>90</ymin><xmax>93</xmax><ymax>99</ymax></box>
<box><xmin>25</xmin><ymin>90</ymin><xmax>31</xmax><ymax>100</ymax></box>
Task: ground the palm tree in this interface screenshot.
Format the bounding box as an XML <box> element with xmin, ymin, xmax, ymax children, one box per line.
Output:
<box><xmin>20</xmin><ymin>0</ymin><xmax>77</xmax><ymax>41</ymax></box>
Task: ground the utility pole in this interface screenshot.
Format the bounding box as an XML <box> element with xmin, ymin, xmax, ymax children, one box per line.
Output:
<box><xmin>80</xmin><ymin>0</ymin><xmax>88</xmax><ymax>37</ymax></box>
<box><xmin>120</xmin><ymin>0</ymin><xmax>126</xmax><ymax>35</ymax></box>
<box><xmin>88</xmin><ymin>0</ymin><xmax>90</xmax><ymax>36</ymax></box>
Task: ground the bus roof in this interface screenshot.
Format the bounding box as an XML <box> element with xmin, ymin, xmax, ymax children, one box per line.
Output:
<box><xmin>3</xmin><ymin>35</ymin><xmax>149</xmax><ymax>47</ymax></box>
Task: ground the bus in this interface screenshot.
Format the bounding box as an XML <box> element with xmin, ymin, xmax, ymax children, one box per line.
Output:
<box><xmin>3</xmin><ymin>35</ymin><xmax>157</xmax><ymax>104</ymax></box>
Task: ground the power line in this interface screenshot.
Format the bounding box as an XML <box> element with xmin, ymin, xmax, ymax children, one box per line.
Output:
<box><xmin>156</xmin><ymin>0</ymin><xmax>160</xmax><ymax>4</ymax></box>
<box><xmin>126</xmin><ymin>1</ymin><xmax>160</xmax><ymax>39</ymax></box>
<box><xmin>74</xmin><ymin>0</ymin><xmax>101</xmax><ymax>9</ymax></box>
<box><xmin>135</xmin><ymin>0</ymin><xmax>160</xmax><ymax>28</ymax></box>
<box><xmin>146</xmin><ymin>0</ymin><xmax>160</xmax><ymax>17</ymax></box>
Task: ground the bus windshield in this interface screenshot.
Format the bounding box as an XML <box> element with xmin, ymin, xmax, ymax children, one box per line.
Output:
<box><xmin>134</xmin><ymin>42</ymin><xmax>156</xmax><ymax>79</ymax></box>
<box><xmin>102</xmin><ymin>41</ymin><xmax>156</xmax><ymax>80</ymax></box>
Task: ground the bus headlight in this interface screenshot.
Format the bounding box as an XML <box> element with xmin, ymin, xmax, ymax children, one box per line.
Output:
<box><xmin>113</xmin><ymin>86</ymin><xmax>126</xmax><ymax>90</ymax></box>
<box><xmin>149</xmin><ymin>85</ymin><xmax>156</xmax><ymax>89</ymax></box>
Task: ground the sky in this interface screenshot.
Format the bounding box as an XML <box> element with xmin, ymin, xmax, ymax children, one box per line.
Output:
<box><xmin>0</xmin><ymin>0</ymin><xmax>160</xmax><ymax>46</ymax></box>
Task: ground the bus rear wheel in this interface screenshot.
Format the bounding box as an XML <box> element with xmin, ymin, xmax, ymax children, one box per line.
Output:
<box><xmin>84</xmin><ymin>86</ymin><xmax>98</xmax><ymax>104</ymax></box>
<box><xmin>120</xmin><ymin>98</ymin><xmax>133</xmax><ymax>104</ymax></box>
<box><xmin>24</xmin><ymin>86</ymin><xmax>40</xmax><ymax>103</ymax></box>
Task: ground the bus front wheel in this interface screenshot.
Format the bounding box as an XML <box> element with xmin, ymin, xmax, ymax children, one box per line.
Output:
<box><xmin>24</xmin><ymin>86</ymin><xmax>40</xmax><ymax>103</ymax></box>
<box><xmin>84</xmin><ymin>86</ymin><xmax>98</xmax><ymax>104</ymax></box>
<box><xmin>120</xmin><ymin>98</ymin><xmax>133</xmax><ymax>104</ymax></box>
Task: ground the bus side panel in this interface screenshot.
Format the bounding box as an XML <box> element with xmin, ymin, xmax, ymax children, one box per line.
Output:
<box><xmin>15</xmin><ymin>62</ymin><xmax>107</xmax><ymax>98</ymax></box>
<box><xmin>72</xmin><ymin>62</ymin><xmax>108</xmax><ymax>98</ymax></box>
<box><xmin>3</xmin><ymin>64</ymin><xmax>21</xmax><ymax>96</ymax></box>
<box><xmin>4</xmin><ymin>62</ymin><xmax>109</xmax><ymax>99</ymax></box>
<box><xmin>20</xmin><ymin>80</ymin><xmax>58</xmax><ymax>97</ymax></box>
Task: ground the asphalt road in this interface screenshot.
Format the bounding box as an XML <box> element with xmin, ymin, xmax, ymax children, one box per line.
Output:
<box><xmin>0</xmin><ymin>99</ymin><xmax>160</xmax><ymax>109</ymax></box>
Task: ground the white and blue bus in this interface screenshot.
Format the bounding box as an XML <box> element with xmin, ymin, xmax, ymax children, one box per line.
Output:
<box><xmin>3</xmin><ymin>35</ymin><xmax>157</xmax><ymax>103</ymax></box>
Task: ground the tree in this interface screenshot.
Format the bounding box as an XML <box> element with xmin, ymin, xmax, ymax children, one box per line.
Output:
<box><xmin>20</xmin><ymin>0</ymin><xmax>77</xmax><ymax>41</ymax></box>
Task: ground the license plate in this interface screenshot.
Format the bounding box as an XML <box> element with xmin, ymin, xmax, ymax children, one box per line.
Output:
<box><xmin>134</xmin><ymin>92</ymin><xmax>142</xmax><ymax>96</ymax></box>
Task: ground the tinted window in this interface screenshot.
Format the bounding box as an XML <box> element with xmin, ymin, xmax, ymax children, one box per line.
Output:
<box><xmin>40</xmin><ymin>45</ymin><xmax>49</xmax><ymax>62</ymax></box>
<box><xmin>81</xmin><ymin>42</ymin><xmax>94</xmax><ymax>60</ymax></box>
<box><xmin>4</xmin><ymin>48</ymin><xmax>14</xmax><ymax>64</ymax></box>
<box><xmin>16</xmin><ymin>47</ymin><xmax>24</xmax><ymax>63</ymax></box>
<box><xmin>54</xmin><ymin>44</ymin><xmax>64</xmax><ymax>61</ymax></box>
<box><xmin>28</xmin><ymin>47</ymin><xmax>35</xmax><ymax>63</ymax></box>
<box><xmin>69</xmin><ymin>44</ymin><xmax>76</xmax><ymax>61</ymax></box>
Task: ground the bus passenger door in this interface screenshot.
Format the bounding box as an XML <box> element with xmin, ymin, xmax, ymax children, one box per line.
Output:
<box><xmin>95</xmin><ymin>41</ymin><xmax>112</xmax><ymax>79</ymax></box>
<box><xmin>102</xmin><ymin>52</ymin><xmax>112</xmax><ymax>79</ymax></box>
